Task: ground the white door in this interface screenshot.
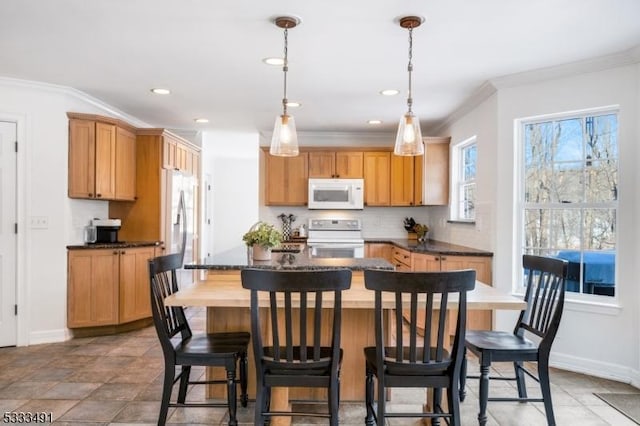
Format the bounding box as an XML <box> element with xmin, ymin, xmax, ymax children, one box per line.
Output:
<box><xmin>0</xmin><ymin>121</ymin><xmax>17</xmax><ymax>346</ymax></box>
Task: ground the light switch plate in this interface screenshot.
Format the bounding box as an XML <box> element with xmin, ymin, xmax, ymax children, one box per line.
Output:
<box><xmin>30</xmin><ymin>216</ymin><xmax>49</xmax><ymax>229</ymax></box>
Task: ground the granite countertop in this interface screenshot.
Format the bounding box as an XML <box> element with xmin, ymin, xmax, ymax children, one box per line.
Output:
<box><xmin>186</xmin><ymin>245</ymin><xmax>394</xmax><ymax>271</ymax></box>
<box><xmin>365</xmin><ymin>238</ymin><xmax>493</xmax><ymax>257</ymax></box>
<box><xmin>67</xmin><ymin>241</ymin><xmax>162</xmax><ymax>250</ymax></box>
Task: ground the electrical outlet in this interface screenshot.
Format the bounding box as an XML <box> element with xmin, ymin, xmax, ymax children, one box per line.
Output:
<box><xmin>30</xmin><ymin>216</ymin><xmax>49</xmax><ymax>229</ymax></box>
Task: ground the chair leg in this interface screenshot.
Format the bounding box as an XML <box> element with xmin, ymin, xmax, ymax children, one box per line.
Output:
<box><xmin>254</xmin><ymin>379</ymin><xmax>267</xmax><ymax>426</ymax></box>
<box><xmin>448</xmin><ymin>381</ymin><xmax>461</xmax><ymax>426</ymax></box>
<box><xmin>478</xmin><ymin>363</ymin><xmax>490</xmax><ymax>426</ymax></box>
<box><xmin>459</xmin><ymin>347</ymin><xmax>467</xmax><ymax>402</ymax></box>
<box><xmin>364</xmin><ymin>368</ymin><xmax>375</xmax><ymax>425</ymax></box>
<box><xmin>158</xmin><ymin>366</ymin><xmax>174</xmax><ymax>426</ymax></box>
<box><xmin>240</xmin><ymin>352</ymin><xmax>248</xmax><ymax>408</ymax></box>
<box><xmin>226</xmin><ymin>368</ymin><xmax>238</xmax><ymax>426</ymax></box>
<box><xmin>432</xmin><ymin>388</ymin><xmax>442</xmax><ymax>426</ymax></box>
<box><xmin>329</xmin><ymin>376</ymin><xmax>339</xmax><ymax>426</ymax></box>
<box><xmin>376</xmin><ymin>378</ymin><xmax>385</xmax><ymax>426</ymax></box>
<box><xmin>177</xmin><ymin>365</ymin><xmax>191</xmax><ymax>404</ymax></box>
<box><xmin>538</xmin><ymin>357</ymin><xmax>556</xmax><ymax>426</ymax></box>
<box><xmin>514</xmin><ymin>361</ymin><xmax>528</xmax><ymax>399</ymax></box>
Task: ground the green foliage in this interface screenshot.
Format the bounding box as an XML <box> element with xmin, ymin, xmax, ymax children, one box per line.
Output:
<box><xmin>242</xmin><ymin>222</ymin><xmax>283</xmax><ymax>248</ymax></box>
<box><xmin>413</xmin><ymin>223</ymin><xmax>429</xmax><ymax>238</ymax></box>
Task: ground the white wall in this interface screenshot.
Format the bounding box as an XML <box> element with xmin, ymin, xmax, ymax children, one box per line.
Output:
<box><xmin>201</xmin><ymin>131</ymin><xmax>260</xmax><ymax>255</ymax></box>
<box><xmin>434</xmin><ymin>65</ymin><xmax>640</xmax><ymax>385</ymax></box>
<box><xmin>0</xmin><ymin>78</ymin><xmax>149</xmax><ymax>345</ymax></box>
<box><xmin>427</xmin><ymin>93</ymin><xmax>498</xmax><ymax>252</ymax></box>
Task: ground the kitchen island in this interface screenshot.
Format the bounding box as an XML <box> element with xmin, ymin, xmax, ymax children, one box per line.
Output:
<box><xmin>173</xmin><ymin>245</ymin><xmax>524</xmax><ymax>411</ymax></box>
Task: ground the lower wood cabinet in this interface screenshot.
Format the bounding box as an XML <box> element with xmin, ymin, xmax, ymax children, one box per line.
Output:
<box><xmin>412</xmin><ymin>252</ymin><xmax>493</xmax><ymax>331</ymax></box>
<box><xmin>364</xmin><ymin>243</ymin><xmax>393</xmax><ymax>263</ymax></box>
<box><xmin>67</xmin><ymin>247</ymin><xmax>156</xmax><ymax>328</ymax></box>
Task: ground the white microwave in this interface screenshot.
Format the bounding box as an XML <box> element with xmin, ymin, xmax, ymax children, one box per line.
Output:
<box><xmin>308</xmin><ymin>178</ymin><xmax>364</xmax><ymax>210</ymax></box>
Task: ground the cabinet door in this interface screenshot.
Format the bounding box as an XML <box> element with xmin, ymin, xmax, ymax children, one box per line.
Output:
<box><xmin>390</xmin><ymin>154</ymin><xmax>415</xmax><ymax>206</ymax></box>
<box><xmin>68</xmin><ymin>119</ymin><xmax>96</xmax><ymax>198</ymax></box>
<box><xmin>411</xmin><ymin>252</ymin><xmax>441</xmax><ymax>271</ymax></box>
<box><xmin>363</xmin><ymin>152</ymin><xmax>390</xmax><ymax>206</ymax></box>
<box><xmin>335</xmin><ymin>151</ymin><xmax>363</xmax><ymax>178</ymax></box>
<box><xmin>265</xmin><ymin>152</ymin><xmax>308</xmax><ymax>205</ymax></box>
<box><xmin>308</xmin><ymin>151</ymin><xmax>335</xmax><ymax>178</ymax></box>
<box><xmin>441</xmin><ymin>255</ymin><xmax>493</xmax><ymax>330</ymax></box>
<box><xmin>423</xmin><ymin>138</ymin><xmax>450</xmax><ymax>205</ymax></box>
<box><xmin>115</xmin><ymin>127</ymin><xmax>136</xmax><ymax>201</ymax></box>
<box><xmin>162</xmin><ymin>137</ymin><xmax>177</xmax><ymax>170</ymax></box>
<box><xmin>67</xmin><ymin>249</ymin><xmax>119</xmax><ymax>327</ymax></box>
<box><xmin>365</xmin><ymin>243</ymin><xmax>393</xmax><ymax>263</ymax></box>
<box><xmin>119</xmin><ymin>247</ymin><xmax>155</xmax><ymax>323</ymax></box>
<box><xmin>392</xmin><ymin>246</ymin><xmax>412</xmax><ymax>271</ymax></box>
<box><xmin>94</xmin><ymin>122</ymin><xmax>117</xmax><ymax>200</ymax></box>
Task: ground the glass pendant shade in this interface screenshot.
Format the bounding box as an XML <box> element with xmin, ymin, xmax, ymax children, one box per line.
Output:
<box><xmin>270</xmin><ymin>114</ymin><xmax>299</xmax><ymax>156</ymax></box>
<box><xmin>394</xmin><ymin>112</ymin><xmax>424</xmax><ymax>156</ymax></box>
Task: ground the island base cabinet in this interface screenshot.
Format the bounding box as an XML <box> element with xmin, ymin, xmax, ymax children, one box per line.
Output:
<box><xmin>67</xmin><ymin>247</ymin><xmax>156</xmax><ymax>329</ymax></box>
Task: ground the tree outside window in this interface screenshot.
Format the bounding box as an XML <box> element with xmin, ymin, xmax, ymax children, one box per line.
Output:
<box><xmin>521</xmin><ymin>111</ymin><xmax>618</xmax><ymax>297</ymax></box>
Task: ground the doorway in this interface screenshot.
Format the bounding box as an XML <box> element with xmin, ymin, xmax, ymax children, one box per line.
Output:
<box><xmin>0</xmin><ymin>121</ymin><xmax>17</xmax><ymax>346</ymax></box>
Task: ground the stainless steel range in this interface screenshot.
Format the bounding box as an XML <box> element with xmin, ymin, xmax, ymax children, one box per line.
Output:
<box><xmin>306</xmin><ymin>218</ymin><xmax>364</xmax><ymax>258</ymax></box>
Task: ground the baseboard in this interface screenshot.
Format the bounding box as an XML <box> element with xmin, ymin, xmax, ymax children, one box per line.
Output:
<box><xmin>28</xmin><ymin>328</ymin><xmax>72</xmax><ymax>346</ymax></box>
<box><xmin>552</xmin><ymin>351</ymin><xmax>640</xmax><ymax>388</ymax></box>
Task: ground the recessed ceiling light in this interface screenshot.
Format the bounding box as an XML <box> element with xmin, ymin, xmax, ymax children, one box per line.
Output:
<box><xmin>380</xmin><ymin>89</ymin><xmax>399</xmax><ymax>96</ymax></box>
<box><xmin>194</xmin><ymin>118</ymin><xmax>209</xmax><ymax>123</ymax></box>
<box><xmin>368</xmin><ymin>120</ymin><xmax>383</xmax><ymax>125</ymax></box>
<box><xmin>263</xmin><ymin>57</ymin><xmax>284</xmax><ymax>65</ymax></box>
<box><xmin>286</xmin><ymin>101</ymin><xmax>301</xmax><ymax>108</ymax></box>
<box><xmin>150</xmin><ymin>88</ymin><xmax>171</xmax><ymax>95</ymax></box>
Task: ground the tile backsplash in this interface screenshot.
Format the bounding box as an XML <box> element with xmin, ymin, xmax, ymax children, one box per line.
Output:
<box><xmin>259</xmin><ymin>206</ymin><xmax>432</xmax><ymax>239</ymax></box>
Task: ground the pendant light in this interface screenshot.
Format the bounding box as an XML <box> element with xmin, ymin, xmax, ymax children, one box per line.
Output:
<box><xmin>270</xmin><ymin>16</ymin><xmax>300</xmax><ymax>157</ymax></box>
<box><xmin>394</xmin><ymin>16</ymin><xmax>424</xmax><ymax>156</ymax></box>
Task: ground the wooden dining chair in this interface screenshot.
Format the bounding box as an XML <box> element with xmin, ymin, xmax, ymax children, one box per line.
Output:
<box><xmin>149</xmin><ymin>253</ymin><xmax>250</xmax><ymax>426</ymax></box>
<box><xmin>363</xmin><ymin>268</ymin><xmax>476</xmax><ymax>426</ymax></box>
<box><xmin>459</xmin><ymin>254</ymin><xmax>568</xmax><ymax>426</ymax></box>
<box><xmin>240</xmin><ymin>268</ymin><xmax>352</xmax><ymax>426</ymax></box>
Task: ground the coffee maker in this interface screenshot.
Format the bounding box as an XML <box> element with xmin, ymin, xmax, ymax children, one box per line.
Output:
<box><xmin>92</xmin><ymin>219</ymin><xmax>122</xmax><ymax>243</ymax></box>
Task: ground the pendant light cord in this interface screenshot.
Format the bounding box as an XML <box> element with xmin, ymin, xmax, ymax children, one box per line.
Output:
<box><xmin>282</xmin><ymin>27</ymin><xmax>289</xmax><ymax>116</ymax></box>
<box><xmin>407</xmin><ymin>26</ymin><xmax>414</xmax><ymax>114</ymax></box>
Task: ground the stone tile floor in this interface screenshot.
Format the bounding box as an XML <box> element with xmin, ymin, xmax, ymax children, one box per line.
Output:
<box><xmin>0</xmin><ymin>307</ymin><xmax>637</xmax><ymax>425</ymax></box>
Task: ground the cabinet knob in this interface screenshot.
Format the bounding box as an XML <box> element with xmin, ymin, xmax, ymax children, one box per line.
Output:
<box><xmin>113</xmin><ymin>251</ymin><xmax>118</xmax><ymax>255</ymax></box>
<box><xmin>88</xmin><ymin>193</ymin><xmax>93</xmax><ymax>197</ymax></box>
<box><xmin>441</xmin><ymin>256</ymin><xmax>446</xmax><ymax>261</ymax></box>
<box><xmin>121</xmin><ymin>250</ymin><xmax>126</xmax><ymax>254</ymax></box>
<box><xmin>96</xmin><ymin>193</ymin><xmax>102</xmax><ymax>198</ymax></box>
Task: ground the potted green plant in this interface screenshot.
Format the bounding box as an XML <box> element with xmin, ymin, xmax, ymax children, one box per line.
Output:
<box><xmin>242</xmin><ymin>222</ymin><xmax>283</xmax><ymax>260</ymax></box>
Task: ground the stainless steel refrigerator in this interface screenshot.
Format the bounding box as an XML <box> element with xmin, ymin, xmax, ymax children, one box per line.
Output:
<box><xmin>167</xmin><ymin>170</ymin><xmax>197</xmax><ymax>288</ymax></box>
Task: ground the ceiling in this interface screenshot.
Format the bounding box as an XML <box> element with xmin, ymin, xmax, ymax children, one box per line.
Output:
<box><xmin>1</xmin><ymin>0</ymin><xmax>639</xmax><ymax>136</ymax></box>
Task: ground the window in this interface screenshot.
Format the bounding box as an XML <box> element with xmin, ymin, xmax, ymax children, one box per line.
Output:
<box><xmin>451</xmin><ymin>137</ymin><xmax>477</xmax><ymax>221</ymax></box>
<box><xmin>520</xmin><ymin>109</ymin><xmax>618</xmax><ymax>298</ymax></box>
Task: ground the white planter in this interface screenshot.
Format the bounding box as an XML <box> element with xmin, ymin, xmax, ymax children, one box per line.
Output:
<box><xmin>252</xmin><ymin>244</ymin><xmax>272</xmax><ymax>261</ymax></box>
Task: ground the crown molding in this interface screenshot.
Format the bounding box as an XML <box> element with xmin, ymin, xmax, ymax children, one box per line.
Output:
<box><xmin>490</xmin><ymin>45</ymin><xmax>640</xmax><ymax>90</ymax></box>
<box><xmin>431</xmin><ymin>45</ymin><xmax>640</xmax><ymax>135</ymax></box>
<box><xmin>428</xmin><ymin>81</ymin><xmax>497</xmax><ymax>136</ymax></box>
<box><xmin>0</xmin><ymin>76</ymin><xmax>151</xmax><ymax>128</ymax></box>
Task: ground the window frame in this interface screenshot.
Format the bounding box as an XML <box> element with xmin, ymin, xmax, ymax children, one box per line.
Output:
<box><xmin>514</xmin><ymin>106</ymin><xmax>619</xmax><ymax>301</ymax></box>
<box><xmin>450</xmin><ymin>136</ymin><xmax>477</xmax><ymax>222</ymax></box>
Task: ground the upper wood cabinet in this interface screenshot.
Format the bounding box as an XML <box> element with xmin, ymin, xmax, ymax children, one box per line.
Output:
<box><xmin>363</xmin><ymin>152</ymin><xmax>391</xmax><ymax>206</ymax></box>
<box><xmin>68</xmin><ymin>115</ymin><xmax>136</xmax><ymax>201</ymax></box>
<box><xmin>308</xmin><ymin>151</ymin><xmax>363</xmax><ymax>178</ymax></box>
<box><xmin>162</xmin><ymin>133</ymin><xmax>198</xmax><ymax>176</ymax></box>
<box><xmin>115</xmin><ymin>127</ymin><xmax>136</xmax><ymax>200</ymax></box>
<box><xmin>110</xmin><ymin>129</ymin><xmax>200</xmax><ymax>252</ymax></box>
<box><xmin>265</xmin><ymin>151</ymin><xmax>309</xmax><ymax>206</ymax></box>
<box><xmin>419</xmin><ymin>137</ymin><xmax>450</xmax><ymax>205</ymax></box>
<box><xmin>390</xmin><ymin>154</ymin><xmax>415</xmax><ymax>206</ymax></box>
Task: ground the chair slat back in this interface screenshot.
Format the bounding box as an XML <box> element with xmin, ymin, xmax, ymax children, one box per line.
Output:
<box><xmin>148</xmin><ymin>253</ymin><xmax>192</xmax><ymax>352</ymax></box>
<box><xmin>365</xmin><ymin>269</ymin><xmax>476</xmax><ymax>368</ymax></box>
<box><xmin>241</xmin><ymin>269</ymin><xmax>351</xmax><ymax>370</ymax></box>
<box><xmin>517</xmin><ymin>255</ymin><xmax>568</xmax><ymax>344</ymax></box>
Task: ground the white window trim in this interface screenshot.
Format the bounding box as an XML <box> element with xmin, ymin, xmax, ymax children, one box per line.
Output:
<box><xmin>513</xmin><ymin>105</ymin><xmax>619</xmax><ymax>306</ymax></box>
<box><xmin>450</xmin><ymin>136</ymin><xmax>477</xmax><ymax>222</ymax></box>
